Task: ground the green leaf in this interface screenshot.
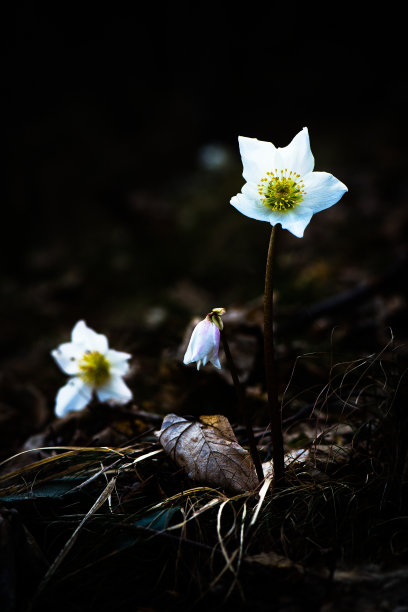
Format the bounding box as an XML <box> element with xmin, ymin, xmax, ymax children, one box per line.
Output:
<box><xmin>133</xmin><ymin>507</ymin><xmax>180</xmax><ymax>531</ymax></box>
<box><xmin>0</xmin><ymin>477</ymin><xmax>88</xmax><ymax>502</ymax></box>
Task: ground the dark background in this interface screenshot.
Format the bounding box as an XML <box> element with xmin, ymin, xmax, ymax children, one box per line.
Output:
<box><xmin>2</xmin><ymin>8</ymin><xmax>408</xmax><ymax>610</ymax></box>
<box><xmin>2</xmin><ymin>4</ymin><xmax>407</xmax><ymax>407</ymax></box>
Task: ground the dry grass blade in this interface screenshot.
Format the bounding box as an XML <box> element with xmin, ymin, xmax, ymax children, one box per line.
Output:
<box><xmin>0</xmin><ymin>445</ymin><xmax>126</xmax><ymax>471</ymax></box>
<box><xmin>0</xmin><ymin>451</ymin><xmax>89</xmax><ymax>484</ymax></box>
<box><xmin>35</xmin><ymin>476</ymin><xmax>117</xmax><ymax>597</ymax></box>
<box><xmin>165</xmin><ymin>496</ymin><xmax>224</xmax><ymax>532</ymax></box>
<box><xmin>225</xmin><ymin>502</ymin><xmax>247</xmax><ymax>600</ymax></box>
<box><xmin>209</xmin><ymin>499</ymin><xmax>248</xmax><ymax>597</ymax></box>
<box><xmin>250</xmin><ymin>476</ymin><xmax>273</xmax><ymax>527</ymax></box>
<box><xmin>142</xmin><ymin>486</ymin><xmax>228</xmax><ymax>534</ymax></box>
<box><xmin>0</xmin><ymin>445</ymin><xmax>159</xmax><ymax>498</ymax></box>
<box><xmin>216</xmin><ymin>500</ymin><xmax>239</xmax><ymax>579</ymax></box>
<box><xmin>147</xmin><ymin>487</ymin><xmax>226</xmax><ymax>513</ymax></box>
<box><xmin>69</xmin><ymin>459</ymin><xmax>122</xmax><ymax>491</ymax></box>
<box><xmin>119</xmin><ymin>448</ymin><xmax>164</xmax><ymax>469</ymax></box>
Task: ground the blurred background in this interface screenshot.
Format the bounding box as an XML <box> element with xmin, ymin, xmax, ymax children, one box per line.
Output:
<box><xmin>2</xmin><ymin>4</ymin><xmax>407</xmax><ymax>452</ymax></box>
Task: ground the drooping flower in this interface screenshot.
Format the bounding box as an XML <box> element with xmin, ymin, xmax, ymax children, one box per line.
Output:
<box><xmin>183</xmin><ymin>309</ymin><xmax>225</xmax><ymax>370</ymax></box>
<box><xmin>230</xmin><ymin>127</ymin><xmax>347</xmax><ymax>238</ymax></box>
<box><xmin>51</xmin><ymin>320</ymin><xmax>132</xmax><ymax>417</ymax></box>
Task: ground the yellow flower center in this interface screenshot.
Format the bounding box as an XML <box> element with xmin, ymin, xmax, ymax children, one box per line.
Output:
<box><xmin>257</xmin><ymin>169</ymin><xmax>306</xmax><ymax>212</ymax></box>
<box><xmin>78</xmin><ymin>351</ymin><xmax>111</xmax><ymax>387</ymax></box>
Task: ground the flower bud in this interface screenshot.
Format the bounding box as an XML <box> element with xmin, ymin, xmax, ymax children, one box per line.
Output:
<box><xmin>183</xmin><ymin>317</ymin><xmax>222</xmax><ymax>370</ymax></box>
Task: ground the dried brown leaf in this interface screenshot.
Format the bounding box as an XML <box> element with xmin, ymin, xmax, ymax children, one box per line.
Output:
<box><xmin>245</xmin><ymin>551</ymin><xmax>304</xmax><ymax>574</ymax></box>
<box><xmin>158</xmin><ymin>414</ymin><xmax>258</xmax><ymax>493</ymax></box>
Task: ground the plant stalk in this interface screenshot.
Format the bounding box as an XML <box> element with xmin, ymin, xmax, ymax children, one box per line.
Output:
<box><xmin>264</xmin><ymin>224</ymin><xmax>285</xmax><ymax>484</ymax></box>
<box><xmin>220</xmin><ymin>329</ymin><xmax>264</xmax><ymax>484</ymax></box>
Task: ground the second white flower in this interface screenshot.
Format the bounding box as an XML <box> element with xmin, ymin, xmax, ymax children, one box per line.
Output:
<box><xmin>51</xmin><ymin>320</ymin><xmax>132</xmax><ymax>417</ymax></box>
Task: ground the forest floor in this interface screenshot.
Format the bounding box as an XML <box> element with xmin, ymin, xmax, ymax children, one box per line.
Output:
<box><xmin>1</xmin><ymin>145</ymin><xmax>408</xmax><ymax>611</ymax></box>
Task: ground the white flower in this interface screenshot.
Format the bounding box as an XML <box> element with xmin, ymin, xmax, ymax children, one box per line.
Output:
<box><xmin>183</xmin><ymin>317</ymin><xmax>221</xmax><ymax>370</ymax></box>
<box><xmin>51</xmin><ymin>320</ymin><xmax>132</xmax><ymax>417</ymax></box>
<box><xmin>230</xmin><ymin>127</ymin><xmax>348</xmax><ymax>238</ymax></box>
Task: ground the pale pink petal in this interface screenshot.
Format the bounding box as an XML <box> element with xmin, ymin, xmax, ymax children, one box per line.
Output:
<box><xmin>184</xmin><ymin>319</ymin><xmax>221</xmax><ymax>369</ymax></box>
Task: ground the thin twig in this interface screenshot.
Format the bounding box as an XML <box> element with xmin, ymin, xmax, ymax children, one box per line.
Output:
<box><xmin>220</xmin><ymin>329</ymin><xmax>264</xmax><ymax>484</ymax></box>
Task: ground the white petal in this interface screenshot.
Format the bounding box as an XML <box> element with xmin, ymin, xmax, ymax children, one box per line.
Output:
<box><xmin>71</xmin><ymin>320</ymin><xmax>109</xmax><ymax>353</ymax></box>
<box><xmin>278</xmin><ymin>209</ymin><xmax>314</xmax><ymax>238</ymax></box>
<box><xmin>242</xmin><ymin>181</ymin><xmax>261</xmax><ymax>199</ymax></box>
<box><xmin>55</xmin><ymin>377</ymin><xmax>92</xmax><ymax>417</ymax></box>
<box><xmin>278</xmin><ymin>127</ymin><xmax>314</xmax><ymax>176</ymax></box>
<box><xmin>51</xmin><ymin>342</ymin><xmax>84</xmax><ymax>375</ymax></box>
<box><xmin>183</xmin><ymin>321</ymin><xmax>202</xmax><ymax>363</ymax></box>
<box><xmin>238</xmin><ymin>136</ymin><xmax>279</xmax><ymax>183</ymax></box>
<box><xmin>211</xmin><ymin>356</ymin><xmax>221</xmax><ymax>369</ymax></box>
<box><xmin>183</xmin><ymin>320</ymin><xmax>219</xmax><ymax>365</ymax></box>
<box><xmin>302</xmin><ymin>171</ymin><xmax>348</xmax><ymax>213</ymax></box>
<box><xmin>184</xmin><ymin>319</ymin><xmax>215</xmax><ymax>365</ymax></box>
<box><xmin>96</xmin><ymin>376</ymin><xmax>132</xmax><ymax>405</ymax></box>
<box><xmin>106</xmin><ymin>349</ymin><xmax>132</xmax><ymax>376</ymax></box>
<box><xmin>230</xmin><ymin>192</ymin><xmax>272</xmax><ymax>223</ymax></box>
<box><xmin>207</xmin><ymin>335</ymin><xmax>221</xmax><ymax>367</ymax></box>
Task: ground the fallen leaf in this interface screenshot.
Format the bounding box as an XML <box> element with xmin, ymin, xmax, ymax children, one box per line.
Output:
<box><xmin>245</xmin><ymin>551</ymin><xmax>304</xmax><ymax>573</ymax></box>
<box><xmin>158</xmin><ymin>414</ymin><xmax>258</xmax><ymax>493</ymax></box>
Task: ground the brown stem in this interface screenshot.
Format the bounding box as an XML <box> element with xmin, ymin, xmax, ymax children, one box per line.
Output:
<box><xmin>264</xmin><ymin>224</ymin><xmax>285</xmax><ymax>484</ymax></box>
<box><xmin>220</xmin><ymin>329</ymin><xmax>264</xmax><ymax>484</ymax></box>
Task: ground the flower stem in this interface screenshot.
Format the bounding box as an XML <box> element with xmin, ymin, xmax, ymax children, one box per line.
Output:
<box><xmin>220</xmin><ymin>329</ymin><xmax>264</xmax><ymax>484</ymax></box>
<box><xmin>264</xmin><ymin>224</ymin><xmax>285</xmax><ymax>484</ymax></box>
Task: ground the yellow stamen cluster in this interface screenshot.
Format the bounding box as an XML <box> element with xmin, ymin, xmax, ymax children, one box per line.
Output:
<box><xmin>258</xmin><ymin>169</ymin><xmax>306</xmax><ymax>212</ymax></box>
<box><xmin>78</xmin><ymin>351</ymin><xmax>111</xmax><ymax>387</ymax></box>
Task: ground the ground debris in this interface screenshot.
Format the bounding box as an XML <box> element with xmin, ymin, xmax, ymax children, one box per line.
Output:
<box><xmin>158</xmin><ymin>413</ymin><xmax>259</xmax><ymax>493</ymax></box>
